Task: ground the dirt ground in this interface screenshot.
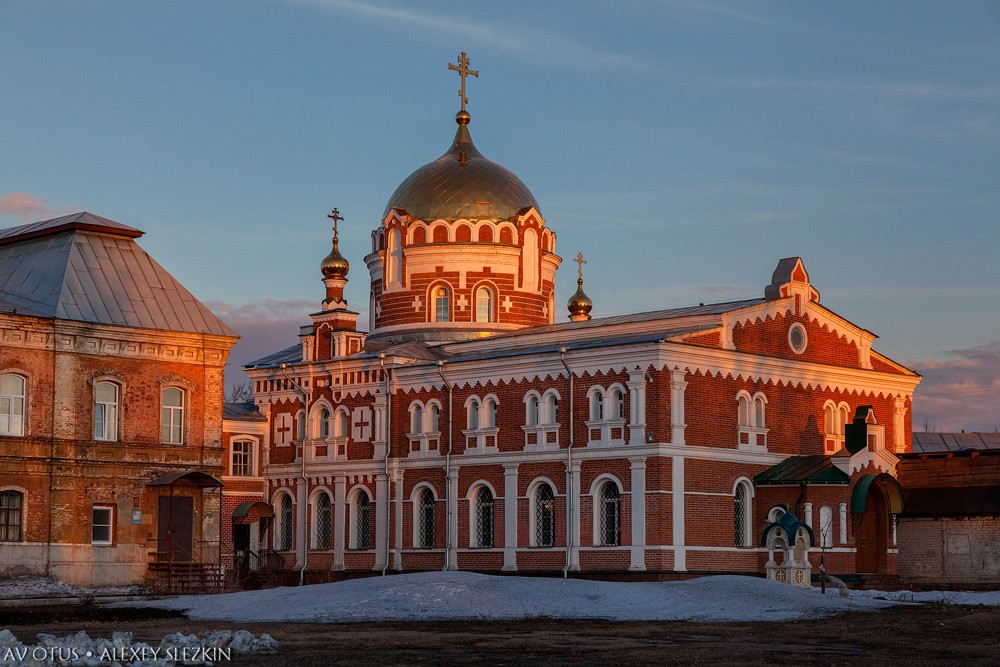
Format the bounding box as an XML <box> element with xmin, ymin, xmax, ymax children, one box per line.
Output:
<box><xmin>2</xmin><ymin>602</ymin><xmax>1000</xmax><ymax>666</ymax></box>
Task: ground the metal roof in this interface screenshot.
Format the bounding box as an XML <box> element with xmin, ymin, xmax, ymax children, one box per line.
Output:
<box><xmin>223</xmin><ymin>402</ymin><xmax>266</xmax><ymax>421</ymax></box>
<box><xmin>383</xmin><ymin>120</ymin><xmax>539</xmax><ymax>221</ymax></box>
<box><xmin>754</xmin><ymin>455</ymin><xmax>851</xmax><ymax>486</ymax></box>
<box><xmin>0</xmin><ymin>212</ymin><xmax>235</xmax><ymax>337</ymax></box>
<box><xmin>911</xmin><ymin>432</ymin><xmax>1000</xmax><ymax>454</ymax></box>
<box><xmin>146</xmin><ymin>470</ymin><xmax>223</xmax><ymax>488</ymax></box>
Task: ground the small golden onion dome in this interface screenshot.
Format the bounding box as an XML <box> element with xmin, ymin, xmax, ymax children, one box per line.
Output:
<box><xmin>567</xmin><ymin>278</ymin><xmax>593</xmax><ymax>318</ymax></box>
<box><xmin>456</xmin><ymin>109</ymin><xmax>471</xmax><ymax>125</ymax></box>
<box><xmin>320</xmin><ymin>238</ymin><xmax>350</xmax><ymax>279</ymax></box>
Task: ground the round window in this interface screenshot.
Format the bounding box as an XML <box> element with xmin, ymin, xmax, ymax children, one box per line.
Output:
<box><xmin>788</xmin><ymin>323</ymin><xmax>807</xmax><ymax>354</ymax></box>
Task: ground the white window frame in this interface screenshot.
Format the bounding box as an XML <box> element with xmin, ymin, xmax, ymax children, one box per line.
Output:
<box><xmin>528</xmin><ymin>479</ymin><xmax>558</xmax><ymax>548</ymax></box>
<box><xmin>230</xmin><ymin>439</ymin><xmax>256</xmax><ymax>477</ymax></box>
<box><xmin>475</xmin><ymin>285</ymin><xmax>494</xmax><ymax>323</ymax></box>
<box><xmin>589</xmin><ymin>475</ymin><xmax>623</xmax><ymax>547</ymax></box>
<box><xmin>160</xmin><ymin>387</ymin><xmax>185</xmax><ymax>445</ymax></box>
<box><xmin>0</xmin><ymin>373</ymin><xmax>26</xmax><ymax>437</ymax></box>
<box><xmin>310</xmin><ymin>488</ymin><xmax>333</xmax><ymax>550</ymax></box>
<box><xmin>467</xmin><ymin>482</ymin><xmax>497</xmax><ymax>548</ymax></box>
<box><xmin>91</xmin><ymin>505</ymin><xmax>114</xmax><ymax>546</ymax></box>
<box><xmin>412</xmin><ymin>485</ymin><xmax>438</xmax><ymax>549</ymax></box>
<box><xmin>736</xmin><ymin>390</ymin><xmax>768</xmax><ymax>451</ymax></box>
<box><xmin>733</xmin><ymin>478</ymin><xmax>754</xmax><ymax>548</ymax></box>
<box><xmin>348</xmin><ymin>487</ymin><xmax>373</xmax><ymax>550</ymax></box>
<box><xmin>93</xmin><ymin>380</ymin><xmax>120</xmax><ymax>442</ymax></box>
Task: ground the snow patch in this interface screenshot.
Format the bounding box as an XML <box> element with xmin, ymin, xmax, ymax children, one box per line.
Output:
<box><xmin>0</xmin><ymin>577</ymin><xmax>145</xmax><ymax>600</ymax></box>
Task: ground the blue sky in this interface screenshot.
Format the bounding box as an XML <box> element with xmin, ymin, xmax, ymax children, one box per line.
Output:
<box><xmin>2</xmin><ymin>1</ymin><xmax>998</xmax><ymax>430</ymax></box>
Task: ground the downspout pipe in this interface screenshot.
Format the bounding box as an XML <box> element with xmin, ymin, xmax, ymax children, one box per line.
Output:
<box><xmin>559</xmin><ymin>347</ymin><xmax>574</xmax><ymax>578</ymax></box>
<box><xmin>380</xmin><ymin>354</ymin><xmax>392</xmax><ymax>576</ymax></box>
<box><xmin>436</xmin><ymin>361</ymin><xmax>453</xmax><ymax>571</ymax></box>
<box><xmin>281</xmin><ymin>363</ymin><xmax>309</xmax><ymax>586</ymax></box>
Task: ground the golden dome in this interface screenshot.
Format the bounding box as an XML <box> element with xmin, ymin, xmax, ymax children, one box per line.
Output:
<box><xmin>320</xmin><ymin>238</ymin><xmax>350</xmax><ymax>279</ymax></box>
<box><xmin>383</xmin><ymin>114</ymin><xmax>539</xmax><ymax>222</ymax></box>
<box><xmin>567</xmin><ymin>278</ymin><xmax>593</xmax><ymax>319</ymax></box>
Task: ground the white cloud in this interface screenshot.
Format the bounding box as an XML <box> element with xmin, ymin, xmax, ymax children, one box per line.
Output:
<box><xmin>0</xmin><ymin>192</ymin><xmax>62</xmax><ymax>224</ymax></box>
<box><xmin>284</xmin><ymin>0</ymin><xmax>646</xmax><ymax>70</ymax></box>
<box><xmin>910</xmin><ymin>341</ymin><xmax>1000</xmax><ymax>433</ymax></box>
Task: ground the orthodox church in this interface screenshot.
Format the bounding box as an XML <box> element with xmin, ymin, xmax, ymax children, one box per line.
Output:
<box><xmin>237</xmin><ymin>54</ymin><xmax>921</xmax><ymax>585</ymax></box>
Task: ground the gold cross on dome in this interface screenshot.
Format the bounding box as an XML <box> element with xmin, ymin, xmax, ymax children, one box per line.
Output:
<box><xmin>327</xmin><ymin>208</ymin><xmax>344</xmax><ymax>241</ymax></box>
<box><xmin>573</xmin><ymin>252</ymin><xmax>587</xmax><ymax>281</ymax></box>
<box><xmin>448</xmin><ymin>51</ymin><xmax>479</xmax><ymax>112</ymax></box>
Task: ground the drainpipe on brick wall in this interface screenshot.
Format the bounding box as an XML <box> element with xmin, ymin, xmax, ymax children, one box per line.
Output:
<box><xmin>380</xmin><ymin>354</ymin><xmax>392</xmax><ymax>576</ymax></box>
<box><xmin>46</xmin><ymin>322</ymin><xmax>57</xmax><ymax>578</ymax></box>
<box><xmin>437</xmin><ymin>361</ymin><xmax>453</xmax><ymax>571</ymax></box>
<box><xmin>559</xmin><ymin>348</ymin><xmax>574</xmax><ymax>578</ymax></box>
<box><xmin>281</xmin><ymin>364</ymin><xmax>309</xmax><ymax>585</ymax></box>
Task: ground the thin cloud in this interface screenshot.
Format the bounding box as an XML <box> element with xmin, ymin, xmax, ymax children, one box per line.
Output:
<box><xmin>710</xmin><ymin>77</ymin><xmax>1000</xmax><ymax>100</ymax></box>
<box><xmin>658</xmin><ymin>0</ymin><xmax>790</xmax><ymax>28</ymax></box>
<box><xmin>284</xmin><ymin>0</ymin><xmax>646</xmax><ymax>70</ymax></box>
<box><xmin>0</xmin><ymin>192</ymin><xmax>60</xmax><ymax>224</ymax></box>
<box><xmin>909</xmin><ymin>341</ymin><xmax>1000</xmax><ymax>433</ymax></box>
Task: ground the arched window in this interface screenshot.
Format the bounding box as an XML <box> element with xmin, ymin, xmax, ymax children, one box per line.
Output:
<box><xmin>589</xmin><ymin>391</ymin><xmax>604</xmax><ymax>421</ymax></box>
<box><xmin>0</xmin><ymin>490</ymin><xmax>23</xmax><ymax>542</ymax></box>
<box><xmin>819</xmin><ymin>505</ymin><xmax>833</xmax><ymax>548</ymax></box>
<box><xmin>93</xmin><ymin>381</ymin><xmax>119</xmax><ymax>441</ymax></box>
<box><xmin>545</xmin><ymin>393</ymin><xmax>559</xmax><ymax>424</ymax></box>
<box><xmin>474</xmin><ymin>486</ymin><xmax>494</xmax><ymax>548</ymax></box>
<box><xmin>428</xmin><ymin>403</ymin><xmax>440</xmax><ymax>433</ymax></box>
<box><xmin>278</xmin><ymin>494</ymin><xmax>293</xmax><ymax>551</ymax></box>
<box><xmin>319</xmin><ymin>407</ymin><xmax>331</xmax><ymax>438</ymax></box>
<box><xmin>411</xmin><ymin>404</ymin><xmax>423</xmax><ymax>434</ymax></box>
<box><xmin>525</xmin><ymin>395</ymin><xmax>539</xmax><ymax>426</ymax></box>
<box><xmin>737</xmin><ymin>392</ymin><xmax>752</xmax><ymax>427</ymax></box>
<box><xmin>754</xmin><ymin>395</ymin><xmax>766</xmax><ymax>429</ymax></box>
<box><xmin>335</xmin><ymin>409</ymin><xmax>349</xmax><ymax>438</ymax></box>
<box><xmin>484</xmin><ymin>398</ymin><xmax>497</xmax><ymax>428</ymax></box>
<box><xmin>354</xmin><ymin>492</ymin><xmax>371</xmax><ymax>550</ymax></box>
<box><xmin>734</xmin><ymin>480</ymin><xmax>752</xmax><ymax>547</ymax></box>
<box><xmin>0</xmin><ymin>374</ymin><xmax>25</xmax><ymax>436</ymax></box>
<box><xmin>534</xmin><ymin>483</ymin><xmax>555</xmax><ymax>547</ymax></box>
<box><xmin>314</xmin><ymin>492</ymin><xmax>332</xmax><ymax>550</ymax></box>
<box><xmin>824</xmin><ymin>402</ymin><xmax>836</xmax><ymax>435</ymax></box>
<box><xmin>598</xmin><ymin>482</ymin><xmax>621</xmax><ymax>546</ymax></box>
<box><xmin>467</xmin><ymin>399</ymin><xmax>480</xmax><ymax>430</ymax></box>
<box><xmin>417</xmin><ymin>488</ymin><xmax>436</xmax><ymax>548</ymax></box>
<box><xmin>838</xmin><ymin>404</ymin><xmax>850</xmax><ymax>434</ymax></box>
<box><xmin>160</xmin><ymin>387</ymin><xmax>184</xmax><ymax>444</ymax></box>
<box><xmin>295</xmin><ymin>411</ymin><xmax>306</xmax><ymax>441</ymax></box>
<box><xmin>433</xmin><ymin>286</ymin><xmax>450</xmax><ymax>322</ymax></box>
<box><xmin>610</xmin><ymin>387</ymin><xmax>625</xmax><ymax>421</ymax></box>
<box><xmin>475</xmin><ymin>286</ymin><xmax>493</xmax><ymax>323</ymax></box>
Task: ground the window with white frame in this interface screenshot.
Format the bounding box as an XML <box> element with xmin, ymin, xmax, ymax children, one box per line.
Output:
<box><xmin>319</xmin><ymin>407</ymin><xmax>331</xmax><ymax>438</ymax></box>
<box><xmin>295</xmin><ymin>410</ymin><xmax>306</xmax><ymax>441</ymax></box>
<box><xmin>734</xmin><ymin>480</ymin><xmax>753</xmax><ymax>547</ymax></box>
<box><xmin>610</xmin><ymin>387</ymin><xmax>625</xmax><ymax>422</ymax></box>
<box><xmin>428</xmin><ymin>403</ymin><xmax>440</xmax><ymax>433</ymax></box>
<box><xmin>475</xmin><ymin>286</ymin><xmax>493</xmax><ymax>323</ymax></box>
<box><xmin>352</xmin><ymin>491</ymin><xmax>371</xmax><ymax>549</ymax></box>
<box><xmin>589</xmin><ymin>391</ymin><xmax>604</xmax><ymax>421</ymax></box>
<box><xmin>278</xmin><ymin>494</ymin><xmax>293</xmax><ymax>550</ymax></box>
<box><xmin>417</xmin><ymin>488</ymin><xmax>436</xmax><ymax>548</ymax></box>
<box><xmin>93</xmin><ymin>381</ymin><xmax>119</xmax><ymax>441</ymax></box>
<box><xmin>823</xmin><ymin>401</ymin><xmax>850</xmax><ymax>453</ymax></box>
<box><xmin>410</xmin><ymin>404</ymin><xmax>423</xmax><ymax>434</ymax></box>
<box><xmin>525</xmin><ymin>395</ymin><xmax>539</xmax><ymax>426</ymax></box>
<box><xmin>474</xmin><ymin>486</ymin><xmax>494</xmax><ymax>548</ymax></box>
<box><xmin>91</xmin><ymin>505</ymin><xmax>114</xmax><ymax>545</ymax></box>
<box><xmin>736</xmin><ymin>390</ymin><xmax>768</xmax><ymax>450</ymax></box>
<box><xmin>314</xmin><ymin>492</ymin><xmax>332</xmax><ymax>550</ymax></box>
<box><xmin>0</xmin><ymin>490</ymin><xmax>23</xmax><ymax>542</ymax></box>
<box><xmin>484</xmin><ymin>397</ymin><xmax>497</xmax><ymax>428</ymax></box>
<box><xmin>335</xmin><ymin>409</ymin><xmax>349</xmax><ymax>438</ymax></box>
<box><xmin>0</xmin><ymin>374</ymin><xmax>25</xmax><ymax>437</ymax></box>
<box><xmin>597</xmin><ymin>481</ymin><xmax>621</xmax><ymax>546</ymax></box>
<box><xmin>545</xmin><ymin>392</ymin><xmax>558</xmax><ymax>423</ymax></box>
<box><xmin>433</xmin><ymin>286</ymin><xmax>450</xmax><ymax>322</ymax></box>
<box><xmin>160</xmin><ymin>387</ymin><xmax>184</xmax><ymax>444</ymax></box>
<box><xmin>231</xmin><ymin>440</ymin><xmax>254</xmax><ymax>476</ymax></box>
<box><xmin>533</xmin><ymin>483</ymin><xmax>555</xmax><ymax>547</ymax></box>
<box><xmin>467</xmin><ymin>398</ymin><xmax>480</xmax><ymax>430</ymax></box>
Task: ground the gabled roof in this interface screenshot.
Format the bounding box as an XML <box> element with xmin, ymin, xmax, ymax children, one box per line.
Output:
<box><xmin>223</xmin><ymin>402</ymin><xmax>266</xmax><ymax>422</ymax></box>
<box><xmin>0</xmin><ymin>212</ymin><xmax>236</xmax><ymax>337</ymax></box>
<box><xmin>754</xmin><ymin>455</ymin><xmax>851</xmax><ymax>486</ymax></box>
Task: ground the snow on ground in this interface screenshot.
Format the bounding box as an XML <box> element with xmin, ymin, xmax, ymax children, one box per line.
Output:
<box><xmin>852</xmin><ymin>588</ymin><xmax>1000</xmax><ymax>605</ymax></box>
<box><xmin>0</xmin><ymin>577</ymin><xmax>145</xmax><ymax>600</ymax></box>
<box><xmin>117</xmin><ymin>572</ymin><xmax>897</xmax><ymax>623</ymax></box>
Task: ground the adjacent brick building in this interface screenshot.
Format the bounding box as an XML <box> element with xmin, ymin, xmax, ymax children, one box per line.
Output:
<box><xmin>0</xmin><ymin>213</ymin><xmax>238</xmax><ymax>587</ymax></box>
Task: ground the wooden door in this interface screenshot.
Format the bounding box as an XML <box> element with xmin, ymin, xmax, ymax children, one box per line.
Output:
<box><xmin>157</xmin><ymin>496</ymin><xmax>194</xmax><ymax>562</ymax></box>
